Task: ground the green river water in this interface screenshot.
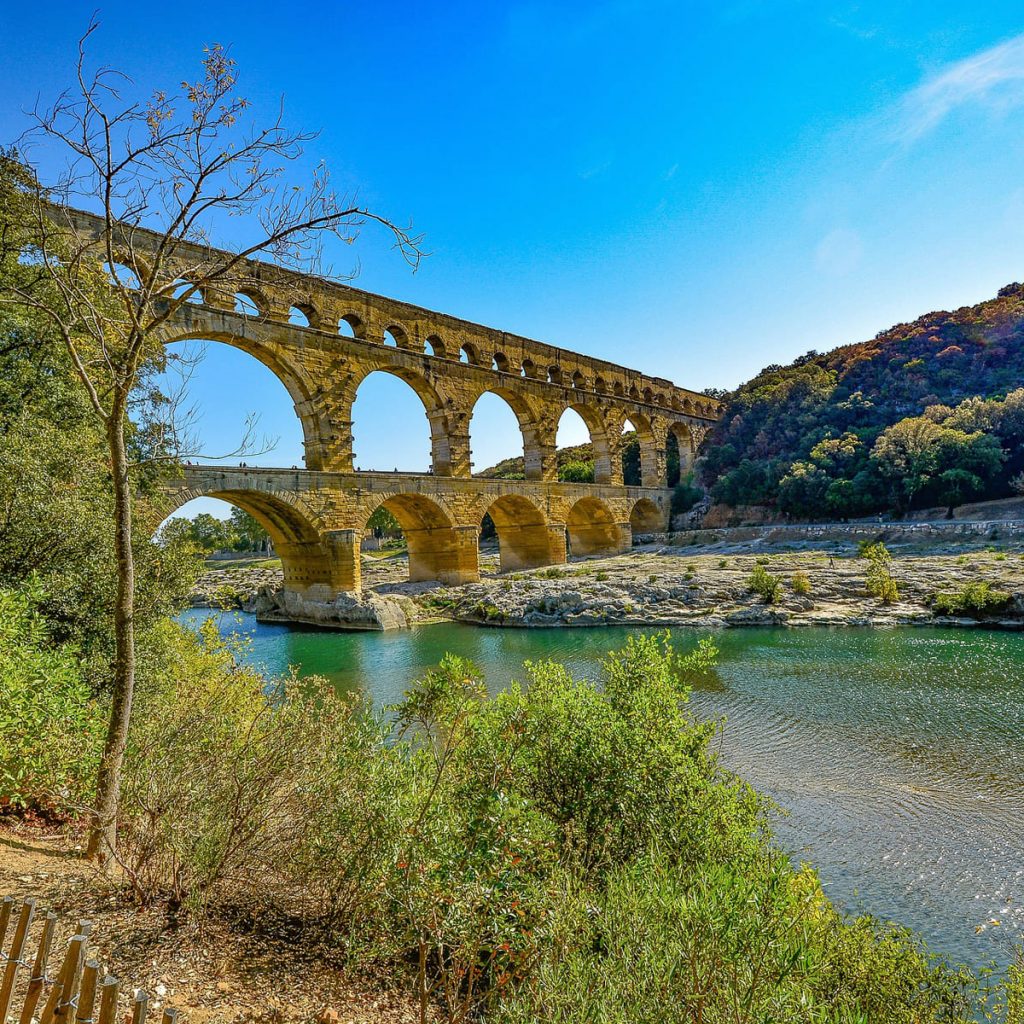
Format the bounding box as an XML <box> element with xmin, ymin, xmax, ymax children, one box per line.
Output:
<box><xmin>180</xmin><ymin>610</ymin><xmax>1024</xmax><ymax>971</ymax></box>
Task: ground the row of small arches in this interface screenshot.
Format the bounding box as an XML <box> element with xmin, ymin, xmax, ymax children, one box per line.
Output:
<box><xmin>109</xmin><ymin>262</ymin><xmax>715</xmax><ymax>418</ymax></box>
<box><xmin>231</xmin><ymin>289</ymin><xmax>713</xmax><ymax>416</ymax></box>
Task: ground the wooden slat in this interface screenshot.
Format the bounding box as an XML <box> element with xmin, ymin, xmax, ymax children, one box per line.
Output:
<box><xmin>130</xmin><ymin>989</ymin><xmax>148</xmax><ymax>1024</ymax></box>
<box><xmin>20</xmin><ymin>911</ymin><xmax>57</xmax><ymax>1024</ymax></box>
<box><xmin>0</xmin><ymin>896</ymin><xmax>13</xmax><ymax>956</ymax></box>
<box><xmin>0</xmin><ymin>900</ymin><xmax>36</xmax><ymax>1021</ymax></box>
<box><xmin>160</xmin><ymin>1009</ymin><xmax>178</xmax><ymax>1024</ymax></box>
<box><xmin>39</xmin><ymin>933</ymin><xmax>87</xmax><ymax>1024</ymax></box>
<box><xmin>75</xmin><ymin>960</ymin><xmax>100</xmax><ymax>1024</ymax></box>
<box><xmin>97</xmin><ymin>976</ymin><xmax>119</xmax><ymax>1024</ymax></box>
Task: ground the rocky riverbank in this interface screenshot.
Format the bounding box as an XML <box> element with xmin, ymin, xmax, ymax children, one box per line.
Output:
<box><xmin>191</xmin><ymin>536</ymin><xmax>1024</xmax><ymax>632</ymax></box>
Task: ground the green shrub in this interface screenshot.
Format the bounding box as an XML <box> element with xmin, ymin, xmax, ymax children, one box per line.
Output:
<box><xmin>933</xmin><ymin>581</ymin><xmax>1013</xmax><ymax>617</ymax></box>
<box><xmin>670</xmin><ymin>474</ymin><xmax>703</xmax><ymax>517</ymax></box>
<box><xmin>790</xmin><ymin>571</ymin><xmax>812</xmax><ymax>596</ymax></box>
<box><xmin>747</xmin><ymin>563</ymin><xmax>782</xmax><ymax>604</ymax></box>
<box><xmin>0</xmin><ymin>583</ymin><xmax>104</xmax><ymax>813</ymax></box>
<box><xmin>861</xmin><ymin>542</ymin><xmax>899</xmax><ymax>604</ymax></box>
<box><xmin>493</xmin><ymin>849</ymin><xmax>980</xmax><ymax>1024</ymax></box>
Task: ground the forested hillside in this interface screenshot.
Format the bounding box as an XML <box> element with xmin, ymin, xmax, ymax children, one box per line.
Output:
<box><xmin>703</xmin><ymin>283</ymin><xmax>1024</xmax><ymax>517</ymax></box>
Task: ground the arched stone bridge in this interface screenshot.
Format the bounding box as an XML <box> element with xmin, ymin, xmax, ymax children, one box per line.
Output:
<box><xmin>168</xmin><ymin>465</ymin><xmax>676</xmax><ymax>595</ymax></box>
<box><xmin>65</xmin><ymin>209</ymin><xmax>720</xmax><ymax>596</ymax></box>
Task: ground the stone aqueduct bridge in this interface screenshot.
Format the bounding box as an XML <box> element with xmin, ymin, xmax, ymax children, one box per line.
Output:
<box><xmin>73</xmin><ymin>211</ymin><xmax>721</xmax><ymax>597</ymax></box>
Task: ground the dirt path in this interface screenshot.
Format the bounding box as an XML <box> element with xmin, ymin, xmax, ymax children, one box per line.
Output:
<box><xmin>0</xmin><ymin>823</ymin><xmax>426</xmax><ymax>1023</ymax></box>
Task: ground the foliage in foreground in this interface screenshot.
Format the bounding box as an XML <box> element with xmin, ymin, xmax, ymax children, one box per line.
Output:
<box><xmin>6</xmin><ymin>607</ymin><xmax>1023</xmax><ymax>1020</ymax></box>
<box><xmin>0</xmin><ymin>583</ymin><xmax>104</xmax><ymax>810</ymax></box>
<box><xmin>40</xmin><ymin>626</ymin><xmax>1010</xmax><ymax>1023</ymax></box>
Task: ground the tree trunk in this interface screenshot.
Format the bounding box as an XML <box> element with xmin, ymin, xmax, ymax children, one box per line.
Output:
<box><xmin>86</xmin><ymin>393</ymin><xmax>136</xmax><ymax>866</ymax></box>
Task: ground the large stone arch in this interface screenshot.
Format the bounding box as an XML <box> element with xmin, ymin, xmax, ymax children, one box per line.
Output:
<box><xmin>347</xmin><ymin>363</ymin><xmax>456</xmax><ymax>476</ymax></box>
<box><xmin>157</xmin><ymin>324</ymin><xmax>335</xmax><ymax>472</ymax></box>
<box><xmin>617</xmin><ymin>410</ymin><xmax>661</xmax><ymax>488</ymax></box>
<box><xmin>160</xmin><ymin>484</ymin><xmax>350</xmax><ymax>598</ymax></box>
<box><xmin>466</xmin><ymin>386</ymin><xmax>554</xmax><ymax>481</ymax></box>
<box><xmin>480</xmin><ymin>494</ymin><xmax>563</xmax><ymax>572</ymax></box>
<box><xmin>362</xmin><ymin>492</ymin><xmax>478</xmax><ymax>585</ymax></box>
<box><xmin>629</xmin><ymin>497</ymin><xmax>664</xmax><ymax>536</ymax></box>
<box><xmin>565</xmin><ymin>496</ymin><xmax>629</xmax><ymax>557</ymax></box>
<box><xmin>666</xmin><ymin>421</ymin><xmax>696</xmax><ymax>486</ymax></box>
<box><xmin>558</xmin><ymin>402</ymin><xmax>614</xmax><ymax>484</ymax></box>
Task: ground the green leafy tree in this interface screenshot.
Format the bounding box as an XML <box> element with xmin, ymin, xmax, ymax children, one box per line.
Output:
<box><xmin>936</xmin><ymin>468</ymin><xmax>983</xmax><ymax>517</ymax></box>
<box><xmin>558</xmin><ymin>459</ymin><xmax>595</xmax><ymax>483</ymax></box>
<box><xmin>367</xmin><ymin>505</ymin><xmax>403</xmax><ymax>538</ymax></box>
<box><xmin>228</xmin><ymin>507</ymin><xmax>271</xmax><ymax>552</ymax></box>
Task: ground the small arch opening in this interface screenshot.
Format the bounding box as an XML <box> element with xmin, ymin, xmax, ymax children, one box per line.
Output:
<box><xmin>566</xmin><ymin>496</ymin><xmax>621</xmax><ymax>558</ymax></box>
<box><xmin>547</xmin><ymin>365</ymin><xmax>563</xmax><ymax>385</ymax></box>
<box><xmin>289</xmin><ymin>306</ymin><xmax>311</xmax><ymax>328</ymax></box>
<box><xmin>383</xmin><ymin>327</ymin><xmax>401</xmax><ymax>348</ymax></box>
<box><xmin>425</xmin><ymin>334</ymin><xmax>446</xmax><ymax>357</ymax></box>
<box><xmin>103</xmin><ymin>261</ymin><xmax>141</xmax><ymax>291</ymax></box>
<box><xmin>171</xmin><ymin>279</ymin><xmax>204</xmax><ymax>305</ymax></box>
<box><xmin>492</xmin><ymin>352</ymin><xmax>509</xmax><ymax>372</ymax></box>
<box><xmin>339</xmin><ymin>314</ymin><xmax>363</xmax><ymax>338</ymax></box>
<box><xmin>482</xmin><ymin>494</ymin><xmax>554</xmax><ymax>572</ymax></box>
<box><xmin>571</xmin><ymin>370</ymin><xmax>585</xmax><ymax>389</ymax></box>
<box><xmin>234</xmin><ymin>291</ymin><xmax>261</xmax><ymax>317</ymax></box>
<box><xmin>629</xmin><ymin>498</ymin><xmax>663</xmax><ymax>538</ymax></box>
<box><xmin>520</xmin><ymin>358</ymin><xmax>536</xmax><ymax>379</ymax></box>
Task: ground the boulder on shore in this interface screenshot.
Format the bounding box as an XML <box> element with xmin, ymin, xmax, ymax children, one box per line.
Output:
<box><xmin>254</xmin><ymin>585</ymin><xmax>411</xmax><ymax>631</ymax></box>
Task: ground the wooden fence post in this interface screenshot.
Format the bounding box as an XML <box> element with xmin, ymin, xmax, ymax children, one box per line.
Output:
<box><xmin>39</xmin><ymin>932</ymin><xmax>87</xmax><ymax>1024</ymax></box>
<box><xmin>0</xmin><ymin>899</ymin><xmax>36</xmax><ymax>1021</ymax></box>
<box><xmin>19</xmin><ymin>910</ymin><xmax>57</xmax><ymax>1024</ymax></box>
<box><xmin>97</xmin><ymin>976</ymin><xmax>119</xmax><ymax>1024</ymax></box>
<box><xmin>130</xmin><ymin>988</ymin><xmax>149</xmax><ymax>1024</ymax></box>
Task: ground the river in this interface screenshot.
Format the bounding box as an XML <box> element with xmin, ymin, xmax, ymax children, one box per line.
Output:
<box><xmin>180</xmin><ymin>610</ymin><xmax>1024</xmax><ymax>970</ymax></box>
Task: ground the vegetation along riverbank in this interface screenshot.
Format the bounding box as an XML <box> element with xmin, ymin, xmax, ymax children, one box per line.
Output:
<box><xmin>194</xmin><ymin>537</ymin><xmax>1024</xmax><ymax>632</ymax></box>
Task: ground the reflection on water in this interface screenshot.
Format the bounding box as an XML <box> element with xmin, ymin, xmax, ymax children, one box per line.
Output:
<box><xmin>179</xmin><ymin>610</ymin><xmax>1024</xmax><ymax>969</ymax></box>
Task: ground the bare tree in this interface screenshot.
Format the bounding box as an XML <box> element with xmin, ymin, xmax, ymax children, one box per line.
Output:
<box><xmin>1</xmin><ymin>24</ymin><xmax>422</xmax><ymax>865</ymax></box>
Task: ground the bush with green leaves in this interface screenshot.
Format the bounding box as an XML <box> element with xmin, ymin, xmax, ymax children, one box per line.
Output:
<box><xmin>0</xmin><ymin>582</ymin><xmax>104</xmax><ymax>813</ymax></box>
<box><xmin>790</xmin><ymin>571</ymin><xmax>813</xmax><ymax>596</ymax></box>
<box><xmin>933</xmin><ymin>581</ymin><xmax>1013</xmax><ymax>617</ymax></box>
<box><xmin>747</xmin><ymin>563</ymin><xmax>782</xmax><ymax>604</ymax></box>
<box><xmin>861</xmin><ymin>541</ymin><xmax>899</xmax><ymax>604</ymax></box>
<box><xmin>39</xmin><ymin>626</ymin><xmax>1021</xmax><ymax>1022</ymax></box>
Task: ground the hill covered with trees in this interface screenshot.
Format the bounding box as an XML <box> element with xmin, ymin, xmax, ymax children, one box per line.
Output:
<box><xmin>702</xmin><ymin>283</ymin><xmax>1024</xmax><ymax>518</ymax></box>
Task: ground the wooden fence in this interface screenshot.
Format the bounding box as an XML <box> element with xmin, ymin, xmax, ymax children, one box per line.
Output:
<box><xmin>0</xmin><ymin>896</ymin><xmax>176</xmax><ymax>1024</ymax></box>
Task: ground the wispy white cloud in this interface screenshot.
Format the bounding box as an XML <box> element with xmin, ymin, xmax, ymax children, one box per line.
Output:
<box><xmin>896</xmin><ymin>33</ymin><xmax>1024</xmax><ymax>143</ymax></box>
<box><xmin>815</xmin><ymin>228</ymin><xmax>863</xmax><ymax>277</ymax></box>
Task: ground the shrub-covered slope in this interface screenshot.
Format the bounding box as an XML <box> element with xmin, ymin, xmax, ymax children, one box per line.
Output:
<box><xmin>703</xmin><ymin>283</ymin><xmax>1024</xmax><ymax>517</ymax></box>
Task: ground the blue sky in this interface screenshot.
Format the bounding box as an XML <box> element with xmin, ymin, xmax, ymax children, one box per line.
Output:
<box><xmin>4</xmin><ymin>2</ymin><xmax>1024</xmax><ymax>516</ymax></box>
